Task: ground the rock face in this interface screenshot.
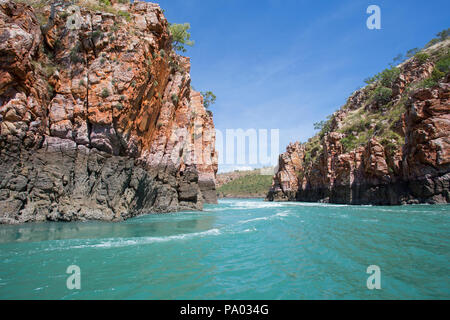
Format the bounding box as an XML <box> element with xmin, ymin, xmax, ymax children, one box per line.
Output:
<box><xmin>268</xmin><ymin>142</ymin><xmax>304</xmax><ymax>201</ymax></box>
<box><xmin>267</xmin><ymin>42</ymin><xmax>450</xmax><ymax>205</ymax></box>
<box><xmin>0</xmin><ymin>0</ymin><xmax>217</xmax><ymax>224</ymax></box>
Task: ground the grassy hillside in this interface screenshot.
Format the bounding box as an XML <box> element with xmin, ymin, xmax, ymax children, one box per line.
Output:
<box><xmin>217</xmin><ymin>170</ymin><xmax>273</xmax><ymax>198</ymax></box>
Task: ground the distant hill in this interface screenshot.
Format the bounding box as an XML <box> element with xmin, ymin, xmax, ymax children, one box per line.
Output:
<box><xmin>217</xmin><ymin>168</ymin><xmax>274</xmax><ymax>198</ymax></box>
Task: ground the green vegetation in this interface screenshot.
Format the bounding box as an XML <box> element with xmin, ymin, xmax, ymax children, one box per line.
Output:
<box><xmin>16</xmin><ymin>0</ymin><xmax>133</xmax><ymax>26</ymax></box>
<box><xmin>414</xmin><ymin>52</ymin><xmax>429</xmax><ymax>64</ymax></box>
<box><xmin>416</xmin><ymin>51</ymin><xmax>450</xmax><ymax>88</ymax></box>
<box><xmin>315</xmin><ymin>31</ymin><xmax>449</xmax><ymax>158</ymax></box>
<box><xmin>313</xmin><ymin>114</ymin><xmax>333</xmax><ymax>139</ymax></box>
<box><xmin>425</xmin><ymin>28</ymin><xmax>450</xmax><ymax>48</ymax></box>
<box><xmin>372</xmin><ymin>86</ymin><xmax>393</xmax><ymax>105</ymax></box>
<box><xmin>340</xmin><ymin>135</ymin><xmax>357</xmax><ymax>152</ymax></box>
<box><xmin>92</xmin><ymin>29</ymin><xmax>104</xmax><ymax>40</ymax></box>
<box><xmin>303</xmin><ymin>135</ymin><xmax>322</xmax><ymax>166</ymax></box>
<box><xmin>380</xmin><ymin>131</ymin><xmax>403</xmax><ymax>157</ymax></box>
<box><xmin>31</xmin><ymin>60</ymin><xmax>57</xmax><ymax>78</ymax></box>
<box><xmin>169</xmin><ymin>23</ymin><xmax>195</xmax><ymax>53</ymax></box>
<box><xmin>381</xmin><ymin>27</ymin><xmax>449</xmax><ymax>69</ymax></box>
<box><xmin>405</xmin><ymin>48</ymin><xmax>420</xmax><ymax>59</ymax></box>
<box><xmin>432</xmin><ymin>51</ymin><xmax>450</xmax><ymax>80</ymax></box>
<box><xmin>117</xmin><ymin>10</ymin><xmax>131</xmax><ymax>21</ymax></box>
<box><xmin>70</xmin><ymin>43</ymin><xmax>84</xmax><ymax>63</ymax></box>
<box><xmin>217</xmin><ymin>172</ymin><xmax>273</xmax><ymax>198</ymax></box>
<box><xmin>334</xmin><ymin>95</ymin><xmax>407</xmax><ymax>153</ymax></box>
<box><xmin>101</xmin><ymin>88</ymin><xmax>110</xmax><ymax>98</ymax></box>
<box><xmin>418</xmin><ymin>78</ymin><xmax>438</xmax><ymax>89</ymax></box>
<box><xmin>364</xmin><ymin>66</ymin><xmax>400</xmax><ymax>86</ymax></box>
<box><xmin>201</xmin><ymin>91</ymin><xmax>217</xmax><ymax>109</ymax></box>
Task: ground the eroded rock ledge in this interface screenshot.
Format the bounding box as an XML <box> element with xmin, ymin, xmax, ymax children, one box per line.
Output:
<box><xmin>0</xmin><ymin>0</ymin><xmax>218</xmax><ymax>224</ymax></box>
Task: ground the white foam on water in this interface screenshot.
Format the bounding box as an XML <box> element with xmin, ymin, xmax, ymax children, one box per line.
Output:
<box><xmin>362</xmin><ymin>219</ymin><xmax>379</xmax><ymax>223</ymax></box>
<box><xmin>276</xmin><ymin>211</ymin><xmax>290</xmax><ymax>217</ymax></box>
<box><xmin>46</xmin><ymin>228</ymin><xmax>222</xmax><ymax>251</ymax></box>
<box><xmin>228</xmin><ymin>201</ymin><xmax>286</xmax><ymax>210</ymax></box>
<box><xmin>285</xmin><ymin>202</ymin><xmax>350</xmax><ymax>208</ymax></box>
<box><xmin>239</xmin><ymin>216</ymin><xmax>270</xmax><ymax>224</ymax></box>
<box><xmin>238</xmin><ymin>210</ymin><xmax>292</xmax><ymax>225</ymax></box>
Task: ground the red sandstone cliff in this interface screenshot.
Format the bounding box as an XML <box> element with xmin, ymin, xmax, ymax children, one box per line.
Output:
<box><xmin>0</xmin><ymin>0</ymin><xmax>218</xmax><ymax>224</ymax></box>
<box><xmin>268</xmin><ymin>40</ymin><xmax>450</xmax><ymax>205</ymax></box>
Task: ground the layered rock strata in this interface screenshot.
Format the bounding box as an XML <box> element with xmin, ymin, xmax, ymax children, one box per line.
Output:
<box><xmin>0</xmin><ymin>0</ymin><xmax>218</xmax><ymax>224</ymax></box>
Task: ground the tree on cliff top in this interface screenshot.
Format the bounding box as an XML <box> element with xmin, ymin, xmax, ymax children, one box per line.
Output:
<box><xmin>201</xmin><ymin>91</ymin><xmax>216</xmax><ymax>109</ymax></box>
<box><xmin>169</xmin><ymin>23</ymin><xmax>195</xmax><ymax>53</ymax></box>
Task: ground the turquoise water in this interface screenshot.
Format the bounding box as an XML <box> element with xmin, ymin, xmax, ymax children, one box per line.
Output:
<box><xmin>0</xmin><ymin>199</ymin><xmax>449</xmax><ymax>299</ymax></box>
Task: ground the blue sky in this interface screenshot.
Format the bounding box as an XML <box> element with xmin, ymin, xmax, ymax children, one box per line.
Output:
<box><xmin>152</xmin><ymin>0</ymin><xmax>449</xmax><ymax>172</ymax></box>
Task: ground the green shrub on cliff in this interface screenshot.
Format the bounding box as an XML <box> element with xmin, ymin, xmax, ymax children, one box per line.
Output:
<box><xmin>303</xmin><ymin>135</ymin><xmax>322</xmax><ymax>166</ymax></box>
<box><xmin>425</xmin><ymin>27</ymin><xmax>450</xmax><ymax>48</ymax></box>
<box><xmin>313</xmin><ymin>114</ymin><xmax>333</xmax><ymax>138</ymax></box>
<box><xmin>417</xmin><ymin>51</ymin><xmax>450</xmax><ymax>88</ymax></box>
<box><xmin>406</xmin><ymin>48</ymin><xmax>420</xmax><ymax>59</ymax></box>
<box><xmin>414</xmin><ymin>52</ymin><xmax>429</xmax><ymax>64</ymax></box>
<box><xmin>341</xmin><ymin>135</ymin><xmax>357</xmax><ymax>153</ymax></box>
<box><xmin>101</xmin><ymin>88</ymin><xmax>110</xmax><ymax>98</ymax></box>
<box><xmin>380</xmin><ymin>67</ymin><xmax>401</xmax><ymax>87</ymax></box>
<box><xmin>364</xmin><ymin>67</ymin><xmax>400</xmax><ymax>87</ymax></box>
<box><xmin>433</xmin><ymin>52</ymin><xmax>450</xmax><ymax>79</ymax></box>
<box><xmin>169</xmin><ymin>23</ymin><xmax>195</xmax><ymax>53</ymax></box>
<box><xmin>201</xmin><ymin>91</ymin><xmax>217</xmax><ymax>109</ymax></box>
<box><xmin>372</xmin><ymin>86</ymin><xmax>393</xmax><ymax>105</ymax></box>
<box><xmin>380</xmin><ymin>131</ymin><xmax>402</xmax><ymax>152</ymax></box>
<box><xmin>117</xmin><ymin>10</ymin><xmax>131</xmax><ymax>21</ymax></box>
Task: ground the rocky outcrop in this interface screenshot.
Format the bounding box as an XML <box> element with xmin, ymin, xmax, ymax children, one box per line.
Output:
<box><xmin>0</xmin><ymin>0</ymin><xmax>217</xmax><ymax>224</ymax></box>
<box><xmin>267</xmin><ymin>142</ymin><xmax>304</xmax><ymax>201</ymax></box>
<box><xmin>190</xmin><ymin>90</ymin><xmax>218</xmax><ymax>204</ymax></box>
<box><xmin>268</xmin><ymin>43</ymin><xmax>450</xmax><ymax>205</ymax></box>
<box><xmin>402</xmin><ymin>82</ymin><xmax>450</xmax><ymax>203</ymax></box>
